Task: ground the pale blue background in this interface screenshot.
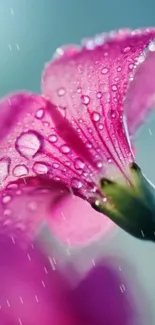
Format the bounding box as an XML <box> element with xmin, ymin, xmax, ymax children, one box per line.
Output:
<box><xmin>1</xmin><ymin>0</ymin><xmax>155</xmax><ymax>324</ymax></box>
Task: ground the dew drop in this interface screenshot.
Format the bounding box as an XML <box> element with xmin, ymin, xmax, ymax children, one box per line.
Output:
<box><xmin>71</xmin><ymin>178</ymin><xmax>82</xmax><ymax>189</ymax></box>
<box><xmin>33</xmin><ymin>162</ymin><xmax>48</xmax><ymax>174</ymax></box>
<box><xmin>112</xmin><ymin>84</ymin><xmax>117</xmax><ymax>92</ymax></box>
<box><xmin>108</xmin><ymin>109</ymin><xmax>117</xmax><ymax>119</ymax></box>
<box><xmin>96</xmin><ymin>161</ymin><xmax>103</xmax><ymax>168</ymax></box>
<box><xmin>13</xmin><ymin>164</ymin><xmax>28</xmax><ymax>177</ymax></box>
<box><xmin>35</xmin><ymin>108</ymin><xmax>45</xmax><ymax>119</ymax></box>
<box><xmin>117</xmin><ymin>66</ymin><xmax>122</xmax><ymax>72</ymax></box>
<box><xmin>57</xmin><ymin>87</ymin><xmax>66</xmax><ymax>97</ymax></box>
<box><xmin>0</xmin><ymin>158</ymin><xmax>10</xmax><ymax>183</ymax></box>
<box><xmin>149</xmin><ymin>41</ymin><xmax>155</xmax><ymax>51</ymax></box>
<box><xmin>98</xmin><ymin>123</ymin><xmax>104</xmax><ymax>130</ymax></box>
<box><xmin>81</xmin><ymin>95</ymin><xmax>90</xmax><ymax>105</ymax></box>
<box><xmin>128</xmin><ymin>63</ymin><xmax>134</xmax><ymax>70</ymax></box>
<box><xmin>122</xmin><ymin>46</ymin><xmax>131</xmax><ymax>53</ymax></box>
<box><xmin>86</xmin><ymin>142</ymin><xmax>92</xmax><ymax>149</ymax></box>
<box><xmin>60</xmin><ymin>145</ymin><xmax>70</xmax><ymax>154</ymax></box>
<box><xmin>2</xmin><ymin>195</ymin><xmax>11</xmax><ymax>204</ymax></box>
<box><xmin>92</xmin><ymin>112</ymin><xmax>100</xmax><ymax>122</ymax></box>
<box><xmin>16</xmin><ymin>131</ymin><xmax>42</xmax><ymax>158</ymax></box>
<box><xmin>74</xmin><ymin>158</ymin><xmax>85</xmax><ymax>170</ymax></box>
<box><xmin>52</xmin><ymin>162</ymin><xmax>59</xmax><ymax>169</ymax></box>
<box><xmin>101</xmin><ymin>67</ymin><xmax>109</xmax><ymax>74</ymax></box>
<box><xmin>96</xmin><ymin>92</ymin><xmax>102</xmax><ymax>99</ymax></box>
<box><xmin>108</xmin><ymin>158</ymin><xmax>112</xmax><ymax>163</ymax></box>
<box><xmin>77</xmin><ymin>87</ymin><xmax>82</xmax><ymax>93</ymax></box>
<box><xmin>48</xmin><ymin>134</ymin><xmax>57</xmax><ymax>143</ymax></box>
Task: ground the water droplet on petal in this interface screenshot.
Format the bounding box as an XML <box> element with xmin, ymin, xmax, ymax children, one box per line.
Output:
<box><xmin>35</xmin><ymin>108</ymin><xmax>45</xmax><ymax>119</ymax></box>
<box><xmin>0</xmin><ymin>158</ymin><xmax>10</xmax><ymax>183</ymax></box>
<box><xmin>112</xmin><ymin>84</ymin><xmax>117</xmax><ymax>92</ymax></box>
<box><xmin>117</xmin><ymin>66</ymin><xmax>122</xmax><ymax>72</ymax></box>
<box><xmin>96</xmin><ymin>92</ymin><xmax>102</xmax><ymax>99</ymax></box>
<box><xmin>57</xmin><ymin>87</ymin><xmax>66</xmax><ymax>96</ymax></box>
<box><xmin>86</xmin><ymin>142</ymin><xmax>92</xmax><ymax>149</ymax></box>
<box><xmin>96</xmin><ymin>161</ymin><xmax>103</xmax><ymax>168</ymax></box>
<box><xmin>2</xmin><ymin>195</ymin><xmax>11</xmax><ymax>204</ymax></box>
<box><xmin>74</xmin><ymin>158</ymin><xmax>85</xmax><ymax>169</ymax></box>
<box><xmin>98</xmin><ymin>123</ymin><xmax>104</xmax><ymax>130</ymax></box>
<box><xmin>13</xmin><ymin>164</ymin><xmax>28</xmax><ymax>177</ymax></box>
<box><xmin>92</xmin><ymin>112</ymin><xmax>100</xmax><ymax>122</ymax></box>
<box><xmin>52</xmin><ymin>163</ymin><xmax>59</xmax><ymax>169</ymax></box>
<box><xmin>122</xmin><ymin>46</ymin><xmax>131</xmax><ymax>53</ymax></box>
<box><xmin>81</xmin><ymin>95</ymin><xmax>90</xmax><ymax>105</ymax></box>
<box><xmin>101</xmin><ymin>67</ymin><xmax>109</xmax><ymax>74</ymax></box>
<box><xmin>72</xmin><ymin>178</ymin><xmax>82</xmax><ymax>189</ymax></box>
<box><xmin>48</xmin><ymin>134</ymin><xmax>57</xmax><ymax>143</ymax></box>
<box><xmin>149</xmin><ymin>41</ymin><xmax>155</xmax><ymax>51</ymax></box>
<box><xmin>108</xmin><ymin>158</ymin><xmax>112</xmax><ymax>163</ymax></box>
<box><xmin>77</xmin><ymin>87</ymin><xmax>82</xmax><ymax>93</ymax></box>
<box><xmin>128</xmin><ymin>63</ymin><xmax>134</xmax><ymax>70</ymax></box>
<box><xmin>108</xmin><ymin>109</ymin><xmax>117</xmax><ymax>119</ymax></box>
<box><xmin>33</xmin><ymin>162</ymin><xmax>48</xmax><ymax>174</ymax></box>
<box><xmin>60</xmin><ymin>145</ymin><xmax>70</xmax><ymax>154</ymax></box>
<box><xmin>16</xmin><ymin>131</ymin><xmax>42</xmax><ymax>158</ymax></box>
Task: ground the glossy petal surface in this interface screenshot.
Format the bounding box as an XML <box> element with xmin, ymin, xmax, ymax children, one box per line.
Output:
<box><xmin>42</xmin><ymin>28</ymin><xmax>155</xmax><ymax>175</ymax></box>
<box><xmin>125</xmin><ymin>47</ymin><xmax>155</xmax><ymax>135</ymax></box>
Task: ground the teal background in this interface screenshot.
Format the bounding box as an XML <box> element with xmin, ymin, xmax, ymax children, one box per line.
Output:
<box><xmin>1</xmin><ymin>0</ymin><xmax>155</xmax><ymax>323</ymax></box>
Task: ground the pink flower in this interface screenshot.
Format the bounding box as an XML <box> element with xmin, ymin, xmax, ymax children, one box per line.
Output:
<box><xmin>0</xmin><ymin>234</ymin><xmax>149</xmax><ymax>325</ymax></box>
<box><xmin>1</xmin><ymin>28</ymin><xmax>155</xmax><ymax>243</ymax></box>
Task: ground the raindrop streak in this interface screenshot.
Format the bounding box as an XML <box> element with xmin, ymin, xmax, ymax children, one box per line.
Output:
<box><xmin>16</xmin><ymin>131</ymin><xmax>42</xmax><ymax>158</ymax></box>
<box><xmin>13</xmin><ymin>165</ymin><xmax>28</xmax><ymax>177</ymax></box>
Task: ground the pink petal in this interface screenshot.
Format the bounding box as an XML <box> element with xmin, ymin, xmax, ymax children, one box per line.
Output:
<box><xmin>0</xmin><ymin>235</ymin><xmax>74</xmax><ymax>325</ymax></box>
<box><xmin>0</xmin><ymin>93</ymin><xmax>96</xmax><ymax>198</ymax></box>
<box><xmin>0</xmin><ymin>93</ymin><xmax>114</xmax><ymax>245</ymax></box>
<box><xmin>42</xmin><ymin>28</ymin><xmax>155</xmax><ymax>178</ymax></box>
<box><xmin>125</xmin><ymin>46</ymin><xmax>155</xmax><ymax>135</ymax></box>
<box><xmin>0</xmin><ymin>177</ymin><xmax>68</xmax><ymax>242</ymax></box>
<box><xmin>50</xmin><ymin>193</ymin><xmax>115</xmax><ymax>245</ymax></box>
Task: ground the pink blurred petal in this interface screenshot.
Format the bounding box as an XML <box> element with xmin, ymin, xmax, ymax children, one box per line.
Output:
<box><xmin>125</xmin><ymin>47</ymin><xmax>155</xmax><ymax>135</ymax></box>
<box><xmin>0</xmin><ymin>235</ymin><xmax>74</xmax><ymax>325</ymax></box>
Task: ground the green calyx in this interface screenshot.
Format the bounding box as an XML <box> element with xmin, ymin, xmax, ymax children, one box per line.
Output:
<box><xmin>92</xmin><ymin>162</ymin><xmax>155</xmax><ymax>242</ymax></box>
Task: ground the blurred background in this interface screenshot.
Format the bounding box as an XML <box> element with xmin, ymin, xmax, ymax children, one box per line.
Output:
<box><xmin>0</xmin><ymin>0</ymin><xmax>155</xmax><ymax>323</ymax></box>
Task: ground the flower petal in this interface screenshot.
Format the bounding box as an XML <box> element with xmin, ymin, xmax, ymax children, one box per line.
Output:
<box><xmin>0</xmin><ymin>235</ymin><xmax>73</xmax><ymax>325</ymax></box>
<box><xmin>0</xmin><ymin>93</ymin><xmax>98</xmax><ymax>199</ymax></box>
<box><xmin>0</xmin><ymin>176</ymin><xmax>69</xmax><ymax>242</ymax></box>
<box><xmin>49</xmin><ymin>193</ymin><xmax>114</xmax><ymax>245</ymax></box>
<box><xmin>0</xmin><ymin>175</ymin><xmax>114</xmax><ymax>245</ymax></box>
<box><xmin>42</xmin><ymin>28</ymin><xmax>155</xmax><ymax>177</ymax></box>
<box><xmin>125</xmin><ymin>47</ymin><xmax>155</xmax><ymax>135</ymax></box>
